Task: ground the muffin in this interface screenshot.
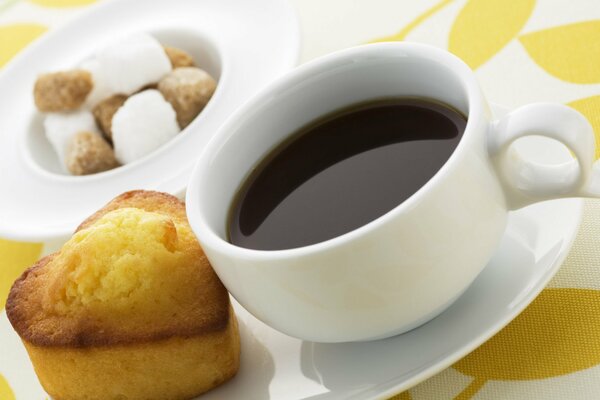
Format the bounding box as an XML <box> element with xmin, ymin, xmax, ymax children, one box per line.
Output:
<box><xmin>6</xmin><ymin>190</ymin><xmax>240</xmax><ymax>400</ymax></box>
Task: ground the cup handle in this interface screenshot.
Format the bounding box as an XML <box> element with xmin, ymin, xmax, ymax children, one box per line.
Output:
<box><xmin>488</xmin><ymin>102</ymin><xmax>598</xmax><ymax>209</ymax></box>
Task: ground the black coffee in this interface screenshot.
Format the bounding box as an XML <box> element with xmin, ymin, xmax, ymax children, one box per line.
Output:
<box><xmin>228</xmin><ymin>98</ymin><xmax>467</xmax><ymax>250</ymax></box>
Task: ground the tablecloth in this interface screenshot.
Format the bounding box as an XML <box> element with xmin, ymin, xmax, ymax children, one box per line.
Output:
<box><xmin>2</xmin><ymin>0</ymin><xmax>600</xmax><ymax>399</ymax></box>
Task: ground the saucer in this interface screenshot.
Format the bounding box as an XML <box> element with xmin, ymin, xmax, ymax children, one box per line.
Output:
<box><xmin>0</xmin><ymin>196</ymin><xmax>581</xmax><ymax>400</ymax></box>
<box><xmin>0</xmin><ymin>105</ymin><xmax>583</xmax><ymax>399</ymax></box>
<box><xmin>0</xmin><ymin>0</ymin><xmax>300</xmax><ymax>242</ymax></box>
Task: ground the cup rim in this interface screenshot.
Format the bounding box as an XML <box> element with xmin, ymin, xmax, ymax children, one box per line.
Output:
<box><xmin>186</xmin><ymin>42</ymin><xmax>485</xmax><ymax>260</ymax></box>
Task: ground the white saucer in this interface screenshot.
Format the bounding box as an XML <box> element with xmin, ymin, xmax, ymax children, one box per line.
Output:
<box><xmin>0</xmin><ymin>105</ymin><xmax>583</xmax><ymax>399</ymax></box>
<box><xmin>0</xmin><ymin>0</ymin><xmax>300</xmax><ymax>242</ymax></box>
<box><xmin>0</xmin><ymin>192</ymin><xmax>581</xmax><ymax>400</ymax></box>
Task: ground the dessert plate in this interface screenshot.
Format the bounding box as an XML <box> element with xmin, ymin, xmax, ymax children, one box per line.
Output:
<box><xmin>0</xmin><ymin>105</ymin><xmax>583</xmax><ymax>399</ymax></box>
<box><xmin>0</xmin><ymin>0</ymin><xmax>300</xmax><ymax>242</ymax></box>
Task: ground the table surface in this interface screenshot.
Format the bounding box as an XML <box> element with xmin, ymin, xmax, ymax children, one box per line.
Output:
<box><xmin>2</xmin><ymin>0</ymin><xmax>600</xmax><ymax>399</ymax></box>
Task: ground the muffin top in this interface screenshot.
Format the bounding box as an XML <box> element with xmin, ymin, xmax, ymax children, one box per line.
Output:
<box><xmin>6</xmin><ymin>191</ymin><xmax>230</xmax><ymax>347</ymax></box>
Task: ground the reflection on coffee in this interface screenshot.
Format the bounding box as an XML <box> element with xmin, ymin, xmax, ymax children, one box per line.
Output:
<box><xmin>228</xmin><ymin>98</ymin><xmax>467</xmax><ymax>250</ymax></box>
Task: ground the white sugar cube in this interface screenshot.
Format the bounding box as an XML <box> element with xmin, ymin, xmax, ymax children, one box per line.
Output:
<box><xmin>44</xmin><ymin>110</ymin><xmax>100</xmax><ymax>168</ymax></box>
<box><xmin>80</xmin><ymin>58</ymin><xmax>116</xmax><ymax>108</ymax></box>
<box><xmin>112</xmin><ymin>90</ymin><xmax>180</xmax><ymax>164</ymax></box>
<box><xmin>96</xmin><ymin>33</ymin><xmax>171</xmax><ymax>95</ymax></box>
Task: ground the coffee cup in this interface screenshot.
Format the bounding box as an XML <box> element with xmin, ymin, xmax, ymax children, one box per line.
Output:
<box><xmin>186</xmin><ymin>42</ymin><xmax>596</xmax><ymax>342</ymax></box>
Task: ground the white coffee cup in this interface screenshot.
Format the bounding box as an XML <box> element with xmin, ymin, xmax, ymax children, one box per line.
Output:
<box><xmin>186</xmin><ymin>42</ymin><xmax>597</xmax><ymax>343</ymax></box>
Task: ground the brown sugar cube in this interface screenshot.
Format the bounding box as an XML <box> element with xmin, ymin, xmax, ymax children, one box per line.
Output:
<box><xmin>137</xmin><ymin>83</ymin><xmax>158</xmax><ymax>92</ymax></box>
<box><xmin>34</xmin><ymin>70</ymin><xmax>93</xmax><ymax>112</ymax></box>
<box><xmin>158</xmin><ymin>67</ymin><xmax>216</xmax><ymax>128</ymax></box>
<box><xmin>163</xmin><ymin>46</ymin><xmax>195</xmax><ymax>69</ymax></box>
<box><xmin>92</xmin><ymin>94</ymin><xmax>127</xmax><ymax>140</ymax></box>
<box><xmin>66</xmin><ymin>131</ymin><xmax>119</xmax><ymax>175</ymax></box>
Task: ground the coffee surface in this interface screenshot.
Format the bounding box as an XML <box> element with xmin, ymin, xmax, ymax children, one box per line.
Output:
<box><xmin>228</xmin><ymin>98</ymin><xmax>467</xmax><ymax>250</ymax></box>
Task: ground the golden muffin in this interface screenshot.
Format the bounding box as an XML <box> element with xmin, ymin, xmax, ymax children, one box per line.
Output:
<box><xmin>6</xmin><ymin>190</ymin><xmax>240</xmax><ymax>400</ymax></box>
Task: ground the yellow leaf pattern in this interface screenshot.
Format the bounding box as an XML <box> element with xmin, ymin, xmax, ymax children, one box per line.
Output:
<box><xmin>0</xmin><ymin>239</ymin><xmax>43</xmax><ymax>311</ymax></box>
<box><xmin>371</xmin><ymin>0</ymin><xmax>454</xmax><ymax>42</ymax></box>
<box><xmin>453</xmin><ymin>288</ymin><xmax>600</xmax><ymax>399</ymax></box>
<box><xmin>389</xmin><ymin>391</ymin><xmax>412</xmax><ymax>400</ymax></box>
<box><xmin>449</xmin><ymin>0</ymin><xmax>536</xmax><ymax>69</ymax></box>
<box><xmin>568</xmin><ymin>95</ymin><xmax>600</xmax><ymax>160</ymax></box>
<box><xmin>28</xmin><ymin>0</ymin><xmax>96</xmax><ymax>7</ymax></box>
<box><xmin>0</xmin><ymin>24</ymin><xmax>47</xmax><ymax>68</ymax></box>
<box><xmin>520</xmin><ymin>21</ymin><xmax>600</xmax><ymax>84</ymax></box>
<box><xmin>0</xmin><ymin>373</ymin><xmax>15</xmax><ymax>400</ymax></box>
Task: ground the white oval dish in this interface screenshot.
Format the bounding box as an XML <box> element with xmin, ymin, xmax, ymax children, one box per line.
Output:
<box><xmin>0</xmin><ymin>0</ymin><xmax>300</xmax><ymax>241</ymax></box>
